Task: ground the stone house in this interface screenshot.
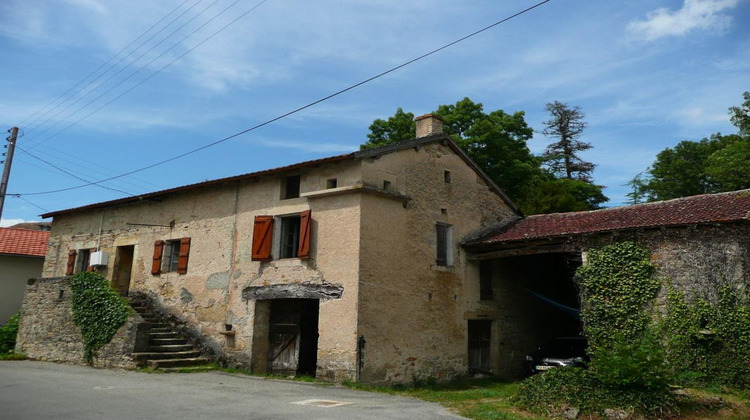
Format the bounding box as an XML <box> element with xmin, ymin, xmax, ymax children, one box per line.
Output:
<box><xmin>0</xmin><ymin>227</ymin><xmax>49</xmax><ymax>323</ymax></box>
<box><xmin>464</xmin><ymin>189</ymin><xmax>750</xmax><ymax>377</ymax></box>
<box><xmin>21</xmin><ymin>115</ymin><xmax>522</xmax><ymax>382</ymax></box>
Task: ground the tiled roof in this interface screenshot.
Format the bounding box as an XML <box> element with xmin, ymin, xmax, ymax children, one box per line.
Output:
<box><xmin>469</xmin><ymin>189</ymin><xmax>750</xmax><ymax>246</ymax></box>
<box><xmin>0</xmin><ymin>228</ymin><xmax>50</xmax><ymax>257</ymax></box>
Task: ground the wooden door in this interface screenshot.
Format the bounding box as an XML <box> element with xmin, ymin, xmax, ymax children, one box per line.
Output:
<box><xmin>468</xmin><ymin>320</ymin><xmax>492</xmax><ymax>373</ymax></box>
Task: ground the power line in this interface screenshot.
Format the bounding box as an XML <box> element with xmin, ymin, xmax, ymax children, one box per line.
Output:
<box><xmin>24</xmin><ymin>0</ymin><xmax>231</xmax><ymax>144</ymax></box>
<box><xmin>26</xmin><ymin>0</ymin><xmax>269</xmax><ymax>149</ymax></box>
<box><xmin>15</xmin><ymin>146</ymin><xmax>134</xmax><ymax>196</ymax></box>
<box><xmin>11</xmin><ymin>195</ymin><xmax>49</xmax><ymax>213</ymax></box>
<box><xmin>19</xmin><ymin>0</ymin><xmax>196</xmax><ymax>131</ymax></box>
<box><xmin>12</xmin><ymin>0</ymin><xmax>552</xmax><ymax>197</ymax></box>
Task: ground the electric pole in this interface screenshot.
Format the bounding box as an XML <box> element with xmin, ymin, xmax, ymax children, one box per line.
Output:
<box><xmin>0</xmin><ymin>127</ymin><xmax>19</xmax><ymax>222</ymax></box>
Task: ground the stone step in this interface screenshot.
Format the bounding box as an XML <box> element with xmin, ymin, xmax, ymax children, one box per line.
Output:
<box><xmin>148</xmin><ymin>344</ymin><xmax>195</xmax><ymax>352</ymax></box>
<box><xmin>147</xmin><ymin>357</ymin><xmax>210</xmax><ymax>369</ymax></box>
<box><xmin>150</xmin><ymin>327</ymin><xmax>172</xmax><ymax>333</ymax></box>
<box><xmin>150</xmin><ymin>338</ymin><xmax>188</xmax><ymax>346</ymax></box>
<box><xmin>132</xmin><ymin>350</ymin><xmax>202</xmax><ymax>361</ymax></box>
<box><xmin>160</xmin><ymin>365</ymin><xmax>216</xmax><ymax>373</ymax></box>
<box><xmin>141</xmin><ymin>317</ymin><xmax>162</xmax><ymax>323</ymax></box>
<box><xmin>149</xmin><ymin>332</ymin><xmax>180</xmax><ymax>339</ymax></box>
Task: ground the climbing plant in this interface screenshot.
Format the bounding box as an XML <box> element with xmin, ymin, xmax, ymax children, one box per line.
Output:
<box><xmin>70</xmin><ymin>272</ymin><xmax>131</xmax><ymax>363</ymax></box>
<box><xmin>576</xmin><ymin>241</ymin><xmax>660</xmax><ymax>350</ymax></box>
<box><xmin>661</xmin><ymin>285</ymin><xmax>750</xmax><ymax>388</ymax></box>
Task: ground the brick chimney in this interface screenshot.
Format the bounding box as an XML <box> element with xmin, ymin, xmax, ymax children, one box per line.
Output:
<box><xmin>415</xmin><ymin>114</ymin><xmax>444</xmax><ymax>138</ymax></box>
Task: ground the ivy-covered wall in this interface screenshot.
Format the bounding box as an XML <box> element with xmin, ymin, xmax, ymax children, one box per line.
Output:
<box><xmin>574</xmin><ymin>223</ymin><xmax>750</xmax><ymax>304</ymax></box>
<box><xmin>15</xmin><ymin>277</ymin><xmax>140</xmax><ymax>368</ymax></box>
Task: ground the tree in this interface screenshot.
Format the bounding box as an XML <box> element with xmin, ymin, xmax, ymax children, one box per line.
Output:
<box><xmin>729</xmin><ymin>91</ymin><xmax>750</xmax><ymax>137</ymax></box>
<box><xmin>629</xmin><ymin>92</ymin><xmax>750</xmax><ymax>202</ymax></box>
<box><xmin>541</xmin><ymin>101</ymin><xmax>595</xmax><ymax>182</ymax></box>
<box><xmin>362</xmin><ymin>98</ymin><xmax>609</xmax><ymax>214</ymax></box>
<box><xmin>361</xmin><ymin>107</ymin><xmax>415</xmax><ymax>150</ymax></box>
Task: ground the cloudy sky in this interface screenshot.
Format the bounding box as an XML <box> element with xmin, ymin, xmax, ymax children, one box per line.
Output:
<box><xmin>0</xmin><ymin>0</ymin><xmax>748</xmax><ymax>226</ymax></box>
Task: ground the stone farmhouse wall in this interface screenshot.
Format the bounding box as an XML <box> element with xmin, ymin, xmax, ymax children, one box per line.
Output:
<box><xmin>34</xmin><ymin>139</ymin><xmax>517</xmax><ymax>384</ymax></box>
<box><xmin>15</xmin><ymin>277</ymin><xmax>140</xmax><ymax>369</ymax></box>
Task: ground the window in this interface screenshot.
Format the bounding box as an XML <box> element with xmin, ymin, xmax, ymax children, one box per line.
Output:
<box><xmin>383</xmin><ymin>180</ymin><xmax>391</xmax><ymax>191</ymax></box>
<box><xmin>151</xmin><ymin>238</ymin><xmax>191</xmax><ymax>275</ymax></box>
<box><xmin>66</xmin><ymin>248</ymin><xmax>94</xmax><ymax>275</ymax></box>
<box><xmin>326</xmin><ymin>178</ymin><xmax>337</xmax><ymax>189</ymax></box>
<box><xmin>282</xmin><ymin>175</ymin><xmax>301</xmax><ymax>199</ymax></box>
<box><xmin>444</xmin><ymin>170</ymin><xmax>451</xmax><ymax>183</ymax></box>
<box><xmin>252</xmin><ymin>210</ymin><xmax>311</xmax><ymax>261</ymax></box>
<box><xmin>480</xmin><ymin>261</ymin><xmax>493</xmax><ymax>300</ymax></box>
<box><xmin>436</xmin><ymin>223</ymin><xmax>453</xmax><ymax>266</ymax></box>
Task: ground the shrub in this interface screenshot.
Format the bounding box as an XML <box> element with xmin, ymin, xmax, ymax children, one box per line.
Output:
<box><xmin>661</xmin><ymin>286</ymin><xmax>750</xmax><ymax>388</ymax></box>
<box><xmin>69</xmin><ymin>272</ymin><xmax>131</xmax><ymax>363</ymax></box>
<box><xmin>518</xmin><ymin>367</ymin><xmax>678</xmax><ymax>418</ymax></box>
<box><xmin>0</xmin><ymin>312</ymin><xmax>20</xmax><ymax>354</ymax></box>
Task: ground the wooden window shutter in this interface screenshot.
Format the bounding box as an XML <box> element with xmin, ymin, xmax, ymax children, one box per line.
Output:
<box><xmin>177</xmin><ymin>237</ymin><xmax>191</xmax><ymax>275</ymax></box>
<box><xmin>86</xmin><ymin>248</ymin><xmax>96</xmax><ymax>272</ymax></box>
<box><xmin>298</xmin><ymin>210</ymin><xmax>311</xmax><ymax>259</ymax></box>
<box><xmin>66</xmin><ymin>250</ymin><xmax>77</xmax><ymax>276</ymax></box>
<box><xmin>252</xmin><ymin>216</ymin><xmax>274</xmax><ymax>261</ymax></box>
<box><xmin>152</xmin><ymin>240</ymin><xmax>164</xmax><ymax>275</ymax></box>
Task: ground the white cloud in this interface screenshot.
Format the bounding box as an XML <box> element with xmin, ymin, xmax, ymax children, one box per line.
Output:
<box><xmin>627</xmin><ymin>0</ymin><xmax>740</xmax><ymax>41</ymax></box>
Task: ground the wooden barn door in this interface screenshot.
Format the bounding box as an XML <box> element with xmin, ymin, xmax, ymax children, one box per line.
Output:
<box><xmin>267</xmin><ymin>299</ymin><xmax>319</xmax><ymax>377</ymax></box>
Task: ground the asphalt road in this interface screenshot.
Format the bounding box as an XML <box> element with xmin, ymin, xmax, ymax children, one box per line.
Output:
<box><xmin>0</xmin><ymin>361</ymin><xmax>464</xmax><ymax>419</ymax></box>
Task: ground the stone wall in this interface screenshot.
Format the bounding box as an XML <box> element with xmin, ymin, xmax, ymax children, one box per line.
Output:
<box><xmin>15</xmin><ymin>277</ymin><xmax>140</xmax><ymax>369</ymax></box>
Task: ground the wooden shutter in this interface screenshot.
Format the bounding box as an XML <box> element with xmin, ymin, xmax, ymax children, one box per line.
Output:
<box><xmin>66</xmin><ymin>250</ymin><xmax>77</xmax><ymax>276</ymax></box>
<box><xmin>177</xmin><ymin>237</ymin><xmax>191</xmax><ymax>275</ymax></box>
<box><xmin>152</xmin><ymin>240</ymin><xmax>164</xmax><ymax>275</ymax></box>
<box><xmin>298</xmin><ymin>210</ymin><xmax>311</xmax><ymax>259</ymax></box>
<box><xmin>86</xmin><ymin>248</ymin><xmax>96</xmax><ymax>272</ymax></box>
<box><xmin>252</xmin><ymin>216</ymin><xmax>274</xmax><ymax>261</ymax></box>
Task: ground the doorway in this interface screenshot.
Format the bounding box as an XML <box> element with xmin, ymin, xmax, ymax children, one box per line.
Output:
<box><xmin>267</xmin><ymin>299</ymin><xmax>319</xmax><ymax>377</ymax></box>
<box><xmin>468</xmin><ymin>320</ymin><xmax>492</xmax><ymax>373</ymax></box>
<box><xmin>112</xmin><ymin>246</ymin><xmax>134</xmax><ymax>296</ymax></box>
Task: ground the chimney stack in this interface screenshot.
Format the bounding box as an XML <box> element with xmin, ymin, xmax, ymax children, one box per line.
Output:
<box><xmin>415</xmin><ymin>114</ymin><xmax>444</xmax><ymax>138</ymax></box>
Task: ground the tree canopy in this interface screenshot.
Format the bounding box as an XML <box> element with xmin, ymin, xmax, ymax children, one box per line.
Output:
<box><xmin>629</xmin><ymin>92</ymin><xmax>750</xmax><ymax>203</ymax></box>
<box><xmin>362</xmin><ymin>98</ymin><xmax>608</xmax><ymax>214</ymax></box>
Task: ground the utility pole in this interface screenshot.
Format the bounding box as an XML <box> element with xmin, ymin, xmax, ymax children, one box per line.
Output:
<box><xmin>0</xmin><ymin>127</ymin><xmax>19</xmax><ymax>222</ymax></box>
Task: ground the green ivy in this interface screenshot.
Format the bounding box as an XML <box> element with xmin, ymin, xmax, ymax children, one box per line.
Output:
<box><xmin>0</xmin><ymin>312</ymin><xmax>21</xmax><ymax>354</ymax></box>
<box><xmin>661</xmin><ymin>286</ymin><xmax>750</xmax><ymax>388</ymax></box>
<box><xmin>69</xmin><ymin>272</ymin><xmax>131</xmax><ymax>363</ymax></box>
<box><xmin>576</xmin><ymin>241</ymin><xmax>660</xmax><ymax>350</ymax></box>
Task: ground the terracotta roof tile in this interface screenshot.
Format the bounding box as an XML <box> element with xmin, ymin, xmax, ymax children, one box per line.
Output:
<box><xmin>470</xmin><ymin>189</ymin><xmax>750</xmax><ymax>246</ymax></box>
<box><xmin>0</xmin><ymin>228</ymin><xmax>50</xmax><ymax>257</ymax></box>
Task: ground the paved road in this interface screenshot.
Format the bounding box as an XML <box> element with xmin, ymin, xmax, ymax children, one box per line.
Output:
<box><xmin>0</xmin><ymin>361</ymin><xmax>463</xmax><ymax>419</ymax></box>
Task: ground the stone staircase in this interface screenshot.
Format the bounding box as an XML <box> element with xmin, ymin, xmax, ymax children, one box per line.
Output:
<box><xmin>129</xmin><ymin>299</ymin><xmax>212</xmax><ymax>371</ymax></box>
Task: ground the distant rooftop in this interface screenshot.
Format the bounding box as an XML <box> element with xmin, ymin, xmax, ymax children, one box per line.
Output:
<box><xmin>468</xmin><ymin>189</ymin><xmax>750</xmax><ymax>247</ymax></box>
<box><xmin>0</xmin><ymin>228</ymin><xmax>50</xmax><ymax>257</ymax></box>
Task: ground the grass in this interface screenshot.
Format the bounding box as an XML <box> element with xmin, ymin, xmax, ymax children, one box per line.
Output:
<box><xmin>0</xmin><ymin>352</ymin><xmax>27</xmax><ymax>361</ymax></box>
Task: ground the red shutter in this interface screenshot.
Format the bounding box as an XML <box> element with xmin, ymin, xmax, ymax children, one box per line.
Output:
<box><xmin>152</xmin><ymin>240</ymin><xmax>164</xmax><ymax>275</ymax></box>
<box><xmin>177</xmin><ymin>237</ymin><xmax>191</xmax><ymax>275</ymax></box>
<box><xmin>252</xmin><ymin>216</ymin><xmax>274</xmax><ymax>261</ymax></box>
<box><xmin>66</xmin><ymin>250</ymin><xmax>77</xmax><ymax>276</ymax></box>
<box><xmin>298</xmin><ymin>210</ymin><xmax>311</xmax><ymax>259</ymax></box>
<box><xmin>86</xmin><ymin>248</ymin><xmax>96</xmax><ymax>272</ymax></box>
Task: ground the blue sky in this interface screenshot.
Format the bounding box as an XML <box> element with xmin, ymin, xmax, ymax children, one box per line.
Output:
<box><xmin>0</xmin><ymin>0</ymin><xmax>748</xmax><ymax>226</ymax></box>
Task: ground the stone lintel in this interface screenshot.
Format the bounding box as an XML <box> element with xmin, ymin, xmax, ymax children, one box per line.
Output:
<box><xmin>242</xmin><ymin>283</ymin><xmax>344</xmax><ymax>301</ymax></box>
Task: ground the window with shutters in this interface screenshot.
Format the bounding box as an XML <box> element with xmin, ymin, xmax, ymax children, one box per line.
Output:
<box><xmin>75</xmin><ymin>249</ymin><xmax>92</xmax><ymax>273</ymax></box>
<box><xmin>163</xmin><ymin>240</ymin><xmax>181</xmax><ymax>272</ymax></box>
<box><xmin>436</xmin><ymin>223</ymin><xmax>453</xmax><ymax>267</ymax></box>
<box><xmin>151</xmin><ymin>238</ymin><xmax>190</xmax><ymax>275</ymax></box>
<box><xmin>252</xmin><ymin>210</ymin><xmax>311</xmax><ymax>261</ymax></box>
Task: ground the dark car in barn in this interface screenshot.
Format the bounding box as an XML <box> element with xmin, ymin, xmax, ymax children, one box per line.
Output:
<box><xmin>524</xmin><ymin>336</ymin><xmax>588</xmax><ymax>375</ymax></box>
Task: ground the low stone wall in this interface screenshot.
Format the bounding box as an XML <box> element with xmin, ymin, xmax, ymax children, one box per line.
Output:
<box><xmin>15</xmin><ymin>276</ymin><xmax>140</xmax><ymax>369</ymax></box>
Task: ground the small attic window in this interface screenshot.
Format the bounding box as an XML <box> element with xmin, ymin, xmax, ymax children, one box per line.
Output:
<box><xmin>282</xmin><ymin>175</ymin><xmax>301</xmax><ymax>199</ymax></box>
<box><xmin>383</xmin><ymin>180</ymin><xmax>391</xmax><ymax>191</ymax></box>
<box><xmin>326</xmin><ymin>178</ymin><xmax>337</xmax><ymax>189</ymax></box>
<box><xmin>444</xmin><ymin>170</ymin><xmax>451</xmax><ymax>183</ymax></box>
